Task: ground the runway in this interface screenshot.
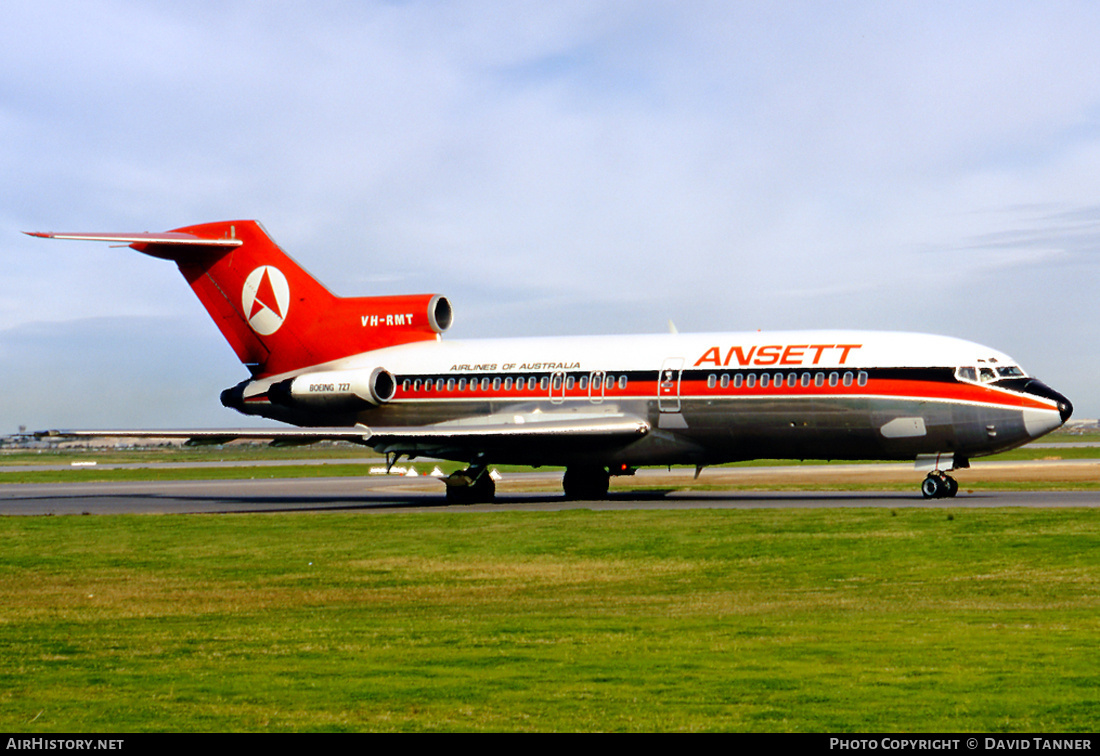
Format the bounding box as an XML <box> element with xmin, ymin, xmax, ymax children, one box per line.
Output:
<box><xmin>1</xmin><ymin>471</ymin><xmax>1098</xmax><ymax>515</ymax></box>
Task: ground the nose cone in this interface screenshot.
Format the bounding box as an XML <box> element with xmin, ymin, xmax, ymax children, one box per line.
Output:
<box><xmin>1017</xmin><ymin>379</ymin><xmax>1073</xmax><ymax>438</ymax></box>
<box><xmin>1028</xmin><ymin>379</ymin><xmax>1073</xmax><ymax>424</ymax></box>
<box><xmin>1059</xmin><ymin>394</ymin><xmax>1074</xmax><ymax>424</ymax></box>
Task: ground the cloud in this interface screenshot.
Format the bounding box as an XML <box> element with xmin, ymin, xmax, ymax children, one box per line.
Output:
<box><xmin>4</xmin><ymin>1</ymin><xmax>1100</xmax><ymax>419</ymax></box>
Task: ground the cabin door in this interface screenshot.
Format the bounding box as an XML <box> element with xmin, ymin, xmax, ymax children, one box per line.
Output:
<box><xmin>657</xmin><ymin>358</ymin><xmax>683</xmax><ymax>412</ymax></box>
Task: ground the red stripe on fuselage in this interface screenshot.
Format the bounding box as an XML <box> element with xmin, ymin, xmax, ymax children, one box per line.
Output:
<box><xmin>389</xmin><ymin>373</ymin><xmax>1055</xmax><ymax>412</ymax></box>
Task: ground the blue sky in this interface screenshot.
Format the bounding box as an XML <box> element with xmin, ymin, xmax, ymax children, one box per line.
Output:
<box><xmin>4</xmin><ymin>0</ymin><xmax>1100</xmax><ymax>429</ymax></box>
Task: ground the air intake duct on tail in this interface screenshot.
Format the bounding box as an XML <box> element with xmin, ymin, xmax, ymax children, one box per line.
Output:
<box><xmin>268</xmin><ymin>367</ymin><xmax>396</xmax><ymax>411</ymax></box>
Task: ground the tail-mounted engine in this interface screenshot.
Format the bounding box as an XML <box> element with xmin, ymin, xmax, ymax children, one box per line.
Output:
<box><xmin>353</xmin><ymin>294</ymin><xmax>452</xmax><ymax>338</ymax></box>
<box><xmin>268</xmin><ymin>367</ymin><xmax>396</xmax><ymax>411</ymax></box>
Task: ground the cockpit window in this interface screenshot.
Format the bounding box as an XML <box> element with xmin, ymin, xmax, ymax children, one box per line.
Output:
<box><xmin>956</xmin><ymin>365</ymin><xmax>1026</xmax><ymax>384</ymax></box>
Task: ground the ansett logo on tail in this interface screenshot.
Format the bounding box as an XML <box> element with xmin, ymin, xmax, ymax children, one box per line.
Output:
<box><xmin>242</xmin><ymin>266</ymin><xmax>290</xmax><ymax>335</ymax></box>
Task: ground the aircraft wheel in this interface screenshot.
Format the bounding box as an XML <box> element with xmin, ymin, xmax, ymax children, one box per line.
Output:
<box><xmin>562</xmin><ymin>466</ymin><xmax>610</xmax><ymax>500</ymax></box>
<box><xmin>921</xmin><ymin>472</ymin><xmax>958</xmax><ymax>499</ymax></box>
<box><xmin>943</xmin><ymin>475</ymin><xmax>959</xmax><ymax>498</ymax></box>
<box><xmin>921</xmin><ymin>473</ymin><xmax>944</xmax><ymax>499</ymax></box>
<box><xmin>471</xmin><ymin>474</ymin><xmax>496</xmax><ymax>503</ymax></box>
<box><xmin>445</xmin><ymin>468</ymin><xmax>495</xmax><ymax>504</ymax></box>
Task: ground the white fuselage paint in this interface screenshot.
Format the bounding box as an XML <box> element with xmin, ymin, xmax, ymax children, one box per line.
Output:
<box><xmin>237</xmin><ymin>330</ymin><xmax>1069</xmax><ymax>468</ymax></box>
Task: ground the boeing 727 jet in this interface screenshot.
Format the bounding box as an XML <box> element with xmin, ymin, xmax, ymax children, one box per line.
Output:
<box><xmin>27</xmin><ymin>220</ymin><xmax>1073</xmax><ymax>501</ymax></box>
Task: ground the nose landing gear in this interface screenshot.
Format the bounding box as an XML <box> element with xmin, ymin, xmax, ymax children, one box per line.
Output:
<box><xmin>921</xmin><ymin>471</ymin><xmax>959</xmax><ymax>499</ymax></box>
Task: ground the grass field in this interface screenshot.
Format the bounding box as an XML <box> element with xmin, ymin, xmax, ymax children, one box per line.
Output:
<box><xmin>0</xmin><ymin>508</ymin><xmax>1096</xmax><ymax>732</ymax></box>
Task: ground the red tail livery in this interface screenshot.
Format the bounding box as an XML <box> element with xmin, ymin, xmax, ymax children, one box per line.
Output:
<box><xmin>31</xmin><ymin>221</ymin><xmax>452</xmax><ymax>377</ymax></box>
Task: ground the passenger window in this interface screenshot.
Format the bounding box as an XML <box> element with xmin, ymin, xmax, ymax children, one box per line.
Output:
<box><xmin>618</xmin><ymin>376</ymin><xmax>628</xmax><ymax>390</ymax></box>
<box><xmin>857</xmin><ymin>371</ymin><xmax>868</xmax><ymax>387</ymax></box>
<box><xmin>843</xmin><ymin>371</ymin><xmax>854</xmax><ymax>387</ymax></box>
<box><xmin>708</xmin><ymin>374</ymin><xmax>717</xmax><ymax>389</ymax></box>
<box><xmin>720</xmin><ymin>374</ymin><xmax>730</xmax><ymax>389</ymax></box>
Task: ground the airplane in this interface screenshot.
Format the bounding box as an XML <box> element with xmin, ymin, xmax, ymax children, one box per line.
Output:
<box><xmin>26</xmin><ymin>220</ymin><xmax>1073</xmax><ymax>502</ymax></box>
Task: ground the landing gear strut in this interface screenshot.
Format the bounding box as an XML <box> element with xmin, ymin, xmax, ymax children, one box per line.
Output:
<box><xmin>921</xmin><ymin>471</ymin><xmax>959</xmax><ymax>499</ymax></box>
<box><xmin>444</xmin><ymin>465</ymin><xmax>496</xmax><ymax>504</ymax></box>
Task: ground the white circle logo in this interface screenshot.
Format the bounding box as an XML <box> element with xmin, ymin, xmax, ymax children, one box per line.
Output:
<box><xmin>242</xmin><ymin>266</ymin><xmax>290</xmax><ymax>335</ymax></box>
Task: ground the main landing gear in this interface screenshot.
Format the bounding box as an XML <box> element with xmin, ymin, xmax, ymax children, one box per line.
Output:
<box><xmin>562</xmin><ymin>465</ymin><xmax>611</xmax><ymax>500</ymax></box>
<box><xmin>444</xmin><ymin>465</ymin><xmax>495</xmax><ymax>504</ymax></box>
<box><xmin>444</xmin><ymin>464</ymin><xmax>627</xmax><ymax>503</ymax></box>
<box><xmin>921</xmin><ymin>471</ymin><xmax>959</xmax><ymax>499</ymax></box>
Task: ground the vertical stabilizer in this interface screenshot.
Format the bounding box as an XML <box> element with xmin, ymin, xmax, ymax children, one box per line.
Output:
<box><xmin>29</xmin><ymin>220</ymin><xmax>452</xmax><ymax>377</ymax></box>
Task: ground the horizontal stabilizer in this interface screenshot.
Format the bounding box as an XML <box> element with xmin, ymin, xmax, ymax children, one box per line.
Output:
<box><xmin>24</xmin><ymin>231</ymin><xmax>243</xmax><ymax>248</ymax></box>
<box><xmin>35</xmin><ymin>427</ymin><xmax>370</xmax><ymax>444</ymax></box>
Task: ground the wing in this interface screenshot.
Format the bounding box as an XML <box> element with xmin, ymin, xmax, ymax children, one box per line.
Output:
<box><xmin>365</xmin><ymin>412</ymin><xmax>651</xmax><ymax>461</ymax></box>
<box><xmin>36</xmin><ymin>412</ymin><xmax>651</xmax><ymax>458</ymax></box>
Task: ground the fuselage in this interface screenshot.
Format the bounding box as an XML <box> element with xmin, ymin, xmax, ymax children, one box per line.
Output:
<box><xmin>226</xmin><ymin>329</ymin><xmax>1073</xmax><ymax>468</ymax></box>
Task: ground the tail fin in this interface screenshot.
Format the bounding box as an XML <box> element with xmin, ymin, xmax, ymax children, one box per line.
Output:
<box><xmin>28</xmin><ymin>220</ymin><xmax>452</xmax><ymax>377</ymax></box>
